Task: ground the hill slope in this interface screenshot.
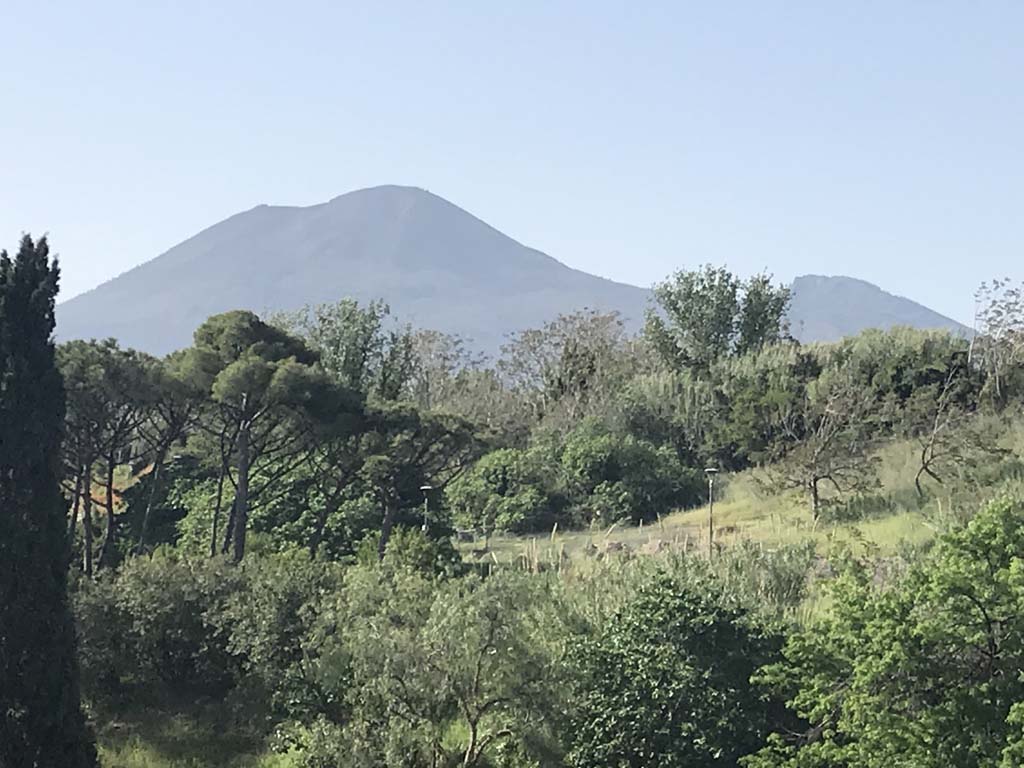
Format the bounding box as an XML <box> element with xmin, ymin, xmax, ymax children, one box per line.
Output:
<box><xmin>56</xmin><ymin>185</ymin><xmax>650</xmax><ymax>355</ymax></box>
<box><xmin>788</xmin><ymin>275</ymin><xmax>969</xmax><ymax>342</ymax></box>
<box><xmin>57</xmin><ymin>185</ymin><xmax>969</xmax><ymax>354</ymax></box>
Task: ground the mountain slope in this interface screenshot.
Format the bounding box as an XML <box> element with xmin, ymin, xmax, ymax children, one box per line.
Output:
<box><xmin>57</xmin><ymin>185</ymin><xmax>969</xmax><ymax>354</ymax></box>
<box><xmin>788</xmin><ymin>275</ymin><xmax>969</xmax><ymax>343</ymax></box>
<box><xmin>57</xmin><ymin>185</ymin><xmax>650</xmax><ymax>355</ymax></box>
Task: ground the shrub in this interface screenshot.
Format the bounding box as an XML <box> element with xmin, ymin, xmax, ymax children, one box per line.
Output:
<box><xmin>564</xmin><ymin>568</ymin><xmax>784</xmax><ymax>767</ymax></box>
<box><xmin>560</xmin><ymin>421</ymin><xmax>703</xmax><ymax>524</ymax></box>
<box><xmin>446</xmin><ymin>447</ymin><xmax>561</xmax><ymax>537</ymax></box>
<box><xmin>74</xmin><ymin>553</ymin><xmax>245</xmax><ymax>701</ymax></box>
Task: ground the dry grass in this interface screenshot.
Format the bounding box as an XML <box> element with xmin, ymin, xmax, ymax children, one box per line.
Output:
<box><xmin>462</xmin><ymin>438</ymin><xmax>972</xmax><ymax>568</ymax></box>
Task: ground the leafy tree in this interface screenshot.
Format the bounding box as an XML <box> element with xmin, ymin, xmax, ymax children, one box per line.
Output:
<box><xmin>424</xmin><ymin>366</ymin><xmax>532</xmax><ymax>448</ymax></box>
<box><xmin>499</xmin><ymin>309</ymin><xmax>637</xmax><ymax>428</ymax></box>
<box><xmin>407</xmin><ymin>329</ymin><xmax>487</xmax><ymax>411</ymax></box>
<box><xmin>275</xmin><ymin>298</ymin><xmax>416</xmax><ymax>401</ymax></box>
<box><xmin>748</xmin><ymin>496</ymin><xmax>1024</xmax><ymax>767</ymax></box>
<box><xmin>560</xmin><ymin>421</ymin><xmax>703</xmax><ymax>524</ymax></box>
<box><xmin>358</xmin><ymin>402</ymin><xmax>480</xmax><ymax>559</ymax></box>
<box><xmin>446</xmin><ymin>447</ymin><xmax>559</xmax><ymax>540</ymax></box>
<box><xmin>133</xmin><ymin>350</ymin><xmax>206</xmax><ymax>552</ymax></box>
<box><xmin>973</xmin><ymin>278</ymin><xmax>1024</xmax><ymax>404</ymax></box>
<box><xmin>565</xmin><ymin>569</ymin><xmax>782</xmax><ymax>767</ymax></box>
<box><xmin>304</xmin><ymin>568</ymin><xmax>563</xmax><ymax>767</ymax></box>
<box><xmin>59</xmin><ymin>340</ymin><xmax>110</xmax><ymax>575</ymax></box>
<box><xmin>294</xmin><ymin>394</ymin><xmax>366</xmax><ymax>559</ymax></box>
<box><xmin>356</xmin><ymin>525</ymin><xmax>465</xmax><ymax>577</ymax></box>
<box><xmin>218</xmin><ymin>553</ymin><xmax>345</xmax><ymax>722</ymax></box>
<box><xmin>765</xmin><ymin>370</ymin><xmax>878</xmax><ymax>520</ymax></box>
<box><xmin>619</xmin><ymin>369</ymin><xmax>721</xmax><ymax>467</ymax></box>
<box><xmin>645</xmin><ymin>265</ymin><xmax>790</xmax><ymax>371</ymax></box>
<box><xmin>59</xmin><ymin>339</ymin><xmax>157</xmax><ymax>569</ymax></box>
<box><xmin>711</xmin><ymin>344</ymin><xmax>821</xmax><ymax>470</ymax></box>
<box><xmin>0</xmin><ymin>235</ymin><xmax>97</xmax><ymax>766</ymax></box>
<box><xmin>825</xmin><ymin>326</ymin><xmax>974</xmax><ymax>435</ymax></box>
<box><xmin>906</xmin><ymin>365</ymin><xmax>1008</xmax><ymax>497</ymax></box>
<box><xmin>736</xmin><ymin>271</ymin><xmax>793</xmax><ymax>355</ymax></box>
<box><xmin>74</xmin><ymin>552</ymin><xmax>244</xmax><ymax>697</ymax></box>
<box><xmin>186</xmin><ymin>310</ymin><xmax>333</xmax><ymax>561</ymax></box>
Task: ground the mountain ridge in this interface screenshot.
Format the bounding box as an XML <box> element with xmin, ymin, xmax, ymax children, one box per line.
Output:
<box><xmin>56</xmin><ymin>185</ymin><xmax>969</xmax><ymax>354</ymax></box>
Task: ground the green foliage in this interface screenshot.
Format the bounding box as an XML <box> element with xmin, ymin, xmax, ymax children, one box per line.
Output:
<box><xmin>763</xmin><ymin>366</ymin><xmax>881</xmax><ymax>520</ymax></box>
<box><xmin>274</xmin><ymin>298</ymin><xmax>416</xmax><ymax>401</ymax></box>
<box><xmin>75</xmin><ymin>553</ymin><xmax>244</xmax><ymax>699</ymax></box>
<box><xmin>715</xmin><ymin>539</ymin><xmax>817</xmax><ymax>615</ymax></box>
<box><xmin>446</xmin><ymin>447</ymin><xmax>560</xmax><ymax>536</ymax></box>
<box><xmin>187</xmin><ymin>310</ymin><xmax>344</xmax><ymax>561</ymax></box>
<box><xmin>38</xmin><ymin>273</ymin><xmax>1024</xmax><ymax>767</ymax></box>
<box><xmin>618</xmin><ymin>368</ymin><xmax>720</xmax><ymax>466</ymax></box>
<box><xmin>645</xmin><ymin>265</ymin><xmax>790</xmax><ymax>371</ymax></box>
<box><xmin>710</xmin><ymin>344</ymin><xmax>821</xmax><ymax>468</ymax></box>
<box><xmin>823</xmin><ymin>326</ymin><xmax>974</xmax><ymax>434</ymax></box>
<box><xmin>560</xmin><ymin>420</ymin><xmax>703</xmax><ymax>524</ymax></box>
<box><xmin>295</xmin><ymin>568</ymin><xmax>564</xmax><ymax>767</ymax></box>
<box><xmin>60</xmin><ymin>337</ymin><xmax>161</xmax><ymax>570</ymax></box>
<box><xmin>355</xmin><ymin>525</ymin><xmax>465</xmax><ymax>576</ymax></box>
<box><xmin>0</xmin><ymin>235</ymin><xmax>97</xmax><ymax>766</ymax></box>
<box><xmin>748</xmin><ymin>496</ymin><xmax>1024</xmax><ymax>767</ymax></box>
<box><xmin>498</xmin><ymin>309</ymin><xmax>639</xmax><ymax>430</ymax></box>
<box><xmin>565</xmin><ymin>568</ymin><xmax>784</xmax><ymax>767</ymax></box>
<box><xmin>220</xmin><ymin>553</ymin><xmax>346</xmax><ymax>722</ymax></box>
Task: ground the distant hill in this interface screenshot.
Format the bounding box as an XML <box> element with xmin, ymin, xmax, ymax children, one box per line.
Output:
<box><xmin>57</xmin><ymin>185</ymin><xmax>650</xmax><ymax>355</ymax></box>
<box><xmin>56</xmin><ymin>185</ymin><xmax>969</xmax><ymax>354</ymax></box>
<box><xmin>787</xmin><ymin>275</ymin><xmax>969</xmax><ymax>343</ymax></box>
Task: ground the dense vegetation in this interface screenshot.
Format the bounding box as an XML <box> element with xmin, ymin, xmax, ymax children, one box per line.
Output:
<box><xmin>1</xmin><ymin>236</ymin><xmax>97</xmax><ymax>766</ymax></box>
<box><xmin>6</xmin><ymin>245</ymin><xmax>1024</xmax><ymax>766</ymax></box>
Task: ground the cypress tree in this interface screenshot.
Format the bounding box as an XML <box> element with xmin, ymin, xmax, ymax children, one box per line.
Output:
<box><xmin>0</xmin><ymin>236</ymin><xmax>97</xmax><ymax>766</ymax></box>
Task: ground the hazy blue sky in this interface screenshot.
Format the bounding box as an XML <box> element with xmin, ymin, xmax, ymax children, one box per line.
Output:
<box><xmin>2</xmin><ymin>2</ymin><xmax>1021</xmax><ymax>324</ymax></box>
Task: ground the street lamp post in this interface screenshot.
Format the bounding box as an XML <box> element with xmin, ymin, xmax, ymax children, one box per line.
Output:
<box><xmin>704</xmin><ymin>468</ymin><xmax>719</xmax><ymax>559</ymax></box>
<box><xmin>419</xmin><ymin>484</ymin><xmax>434</xmax><ymax>533</ymax></box>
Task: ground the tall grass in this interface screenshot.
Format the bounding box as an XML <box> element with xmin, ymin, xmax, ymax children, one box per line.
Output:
<box><xmin>471</xmin><ymin>430</ymin><xmax>1024</xmax><ymax>569</ymax></box>
<box><xmin>93</xmin><ymin>692</ymin><xmax>292</xmax><ymax>768</ymax></box>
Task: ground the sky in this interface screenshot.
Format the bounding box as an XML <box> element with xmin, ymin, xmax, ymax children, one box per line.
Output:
<box><xmin>2</xmin><ymin>2</ymin><xmax>1021</xmax><ymax>325</ymax></box>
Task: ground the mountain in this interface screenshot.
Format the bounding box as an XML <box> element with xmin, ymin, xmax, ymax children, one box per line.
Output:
<box><xmin>56</xmin><ymin>185</ymin><xmax>969</xmax><ymax>354</ymax></box>
<box><xmin>787</xmin><ymin>275</ymin><xmax>969</xmax><ymax>343</ymax></box>
<box><xmin>57</xmin><ymin>185</ymin><xmax>650</xmax><ymax>355</ymax></box>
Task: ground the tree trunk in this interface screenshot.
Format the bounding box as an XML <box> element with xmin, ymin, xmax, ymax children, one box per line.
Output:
<box><xmin>137</xmin><ymin>445</ymin><xmax>168</xmax><ymax>554</ymax></box>
<box><xmin>222</xmin><ymin>496</ymin><xmax>236</xmax><ymax>555</ymax></box>
<box><xmin>810</xmin><ymin>478</ymin><xmax>821</xmax><ymax>521</ymax></box>
<box><xmin>82</xmin><ymin>464</ymin><xmax>94</xmax><ymax>577</ymax></box>
<box><xmin>98</xmin><ymin>453</ymin><xmax>117</xmax><ymax>568</ymax></box>
<box><xmin>67</xmin><ymin>468</ymin><xmax>83</xmax><ymax>539</ymax></box>
<box><xmin>309</xmin><ymin>495</ymin><xmax>340</xmax><ymax>560</ymax></box>
<box><xmin>463</xmin><ymin>721</ymin><xmax>478</xmax><ymax>767</ymax></box>
<box><xmin>377</xmin><ymin>493</ymin><xmax>398</xmax><ymax>561</ymax></box>
<box><xmin>232</xmin><ymin>425</ymin><xmax>250</xmax><ymax>563</ymax></box>
<box><xmin>209</xmin><ymin>459</ymin><xmax>226</xmax><ymax>557</ymax></box>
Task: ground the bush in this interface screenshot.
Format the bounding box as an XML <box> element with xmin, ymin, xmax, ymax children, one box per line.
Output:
<box><xmin>446</xmin><ymin>447</ymin><xmax>561</xmax><ymax>536</ymax></box>
<box><xmin>748</xmin><ymin>495</ymin><xmax>1024</xmax><ymax>766</ymax></box>
<box><xmin>75</xmin><ymin>553</ymin><xmax>246</xmax><ymax>701</ymax></box>
<box><xmin>355</xmin><ymin>525</ymin><xmax>465</xmax><ymax>577</ymax></box>
<box><xmin>564</xmin><ymin>568</ymin><xmax>784</xmax><ymax>767</ymax></box>
<box><xmin>560</xmin><ymin>421</ymin><xmax>704</xmax><ymax>524</ymax></box>
<box><xmin>218</xmin><ymin>553</ymin><xmax>346</xmax><ymax>722</ymax></box>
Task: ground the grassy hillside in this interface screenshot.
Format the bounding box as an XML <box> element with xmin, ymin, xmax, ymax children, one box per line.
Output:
<box><xmin>463</xmin><ymin>438</ymin><xmax>971</xmax><ymax>569</ymax></box>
